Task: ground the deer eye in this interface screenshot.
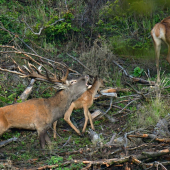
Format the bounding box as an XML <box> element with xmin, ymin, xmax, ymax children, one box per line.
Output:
<box><xmin>70</xmin><ymin>80</ymin><xmax>77</xmax><ymax>85</ymax></box>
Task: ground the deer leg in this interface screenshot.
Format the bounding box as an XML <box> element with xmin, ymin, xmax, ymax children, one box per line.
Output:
<box><xmin>82</xmin><ymin>106</ymin><xmax>89</xmax><ymax>133</ymax></box>
<box><xmin>154</xmin><ymin>39</ymin><xmax>161</xmax><ymax>85</ymax></box>
<box><xmin>44</xmin><ymin>131</ymin><xmax>51</xmax><ymax>144</ymax></box>
<box><xmin>166</xmin><ymin>45</ymin><xmax>170</xmax><ymax>64</ymax></box>
<box><xmin>0</xmin><ymin>115</ymin><xmax>9</xmax><ymax>136</ymax></box>
<box><xmin>53</xmin><ymin>121</ymin><xmax>57</xmax><ymax>139</ymax></box>
<box><xmin>153</xmin><ymin>36</ymin><xmax>161</xmax><ymax>101</ymax></box>
<box><xmin>64</xmin><ymin>103</ymin><xmax>81</xmax><ymax>135</ymax></box>
<box><xmin>88</xmin><ymin>111</ymin><xmax>95</xmax><ymax>130</ymax></box>
<box><xmin>38</xmin><ymin>130</ymin><xmax>46</xmax><ymax>149</ymax></box>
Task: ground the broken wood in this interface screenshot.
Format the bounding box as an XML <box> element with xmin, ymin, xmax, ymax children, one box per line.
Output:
<box><xmin>0</xmin><ymin>137</ymin><xmax>18</xmax><ymax>148</ymax></box>
<box><xmin>128</xmin><ymin>134</ymin><xmax>170</xmax><ymax>143</ymax></box>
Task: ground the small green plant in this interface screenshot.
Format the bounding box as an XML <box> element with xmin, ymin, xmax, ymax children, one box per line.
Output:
<box><xmin>94</xmin><ymin>120</ymin><xmax>102</xmax><ymax>125</ymax></box>
<box><xmin>133</xmin><ymin>66</ymin><xmax>144</xmax><ymax>77</ymax></box>
<box><xmin>21</xmin><ymin>141</ymin><xmax>25</xmax><ymax>145</ymax></box>
<box><xmin>69</xmin><ymin>163</ymin><xmax>85</xmax><ymax>170</ymax></box>
<box><xmin>47</xmin><ymin>156</ymin><xmax>63</xmax><ymax>165</ymax></box>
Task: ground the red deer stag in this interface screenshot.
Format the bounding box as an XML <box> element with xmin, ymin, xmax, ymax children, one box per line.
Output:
<box><xmin>53</xmin><ymin>77</ymin><xmax>103</xmax><ymax>138</ymax></box>
<box><xmin>0</xmin><ymin>63</ymin><xmax>89</xmax><ymax>149</ymax></box>
<box><xmin>151</xmin><ymin>16</ymin><xmax>170</xmax><ymax>86</ymax></box>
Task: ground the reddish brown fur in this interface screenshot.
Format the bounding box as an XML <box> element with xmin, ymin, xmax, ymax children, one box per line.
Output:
<box><xmin>0</xmin><ymin>76</ymin><xmax>88</xmax><ymax>148</ymax></box>
<box><xmin>53</xmin><ymin>77</ymin><xmax>103</xmax><ymax>137</ymax></box>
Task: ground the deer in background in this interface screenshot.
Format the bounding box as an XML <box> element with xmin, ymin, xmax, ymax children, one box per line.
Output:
<box><xmin>53</xmin><ymin>77</ymin><xmax>103</xmax><ymax>138</ymax></box>
<box><xmin>151</xmin><ymin>16</ymin><xmax>170</xmax><ymax>98</ymax></box>
<box><xmin>0</xmin><ymin>62</ymin><xmax>89</xmax><ymax>149</ymax></box>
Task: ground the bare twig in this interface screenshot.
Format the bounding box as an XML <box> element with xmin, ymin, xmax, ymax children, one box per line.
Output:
<box><xmin>66</xmin><ymin>53</ymin><xmax>91</xmax><ymax>71</ymax></box>
<box><xmin>113</xmin><ymin>98</ymin><xmax>139</xmax><ymax>116</ymax></box>
<box><xmin>22</xmin><ymin>18</ymin><xmax>64</xmax><ymax>35</ymax></box>
<box><xmin>61</xmin><ymin>136</ymin><xmax>71</xmax><ymax>148</ymax></box>
<box><xmin>128</xmin><ymin>134</ymin><xmax>170</xmax><ymax>143</ymax></box>
<box><xmin>0</xmin><ymin>23</ymin><xmax>38</xmax><ymax>54</ymax></box>
<box><xmin>107</xmin><ymin>133</ymin><xmax>117</xmax><ymax>146</ymax></box>
<box><xmin>0</xmin><ymin>137</ymin><xmax>18</xmax><ymax>148</ymax></box>
<box><xmin>113</xmin><ymin>60</ymin><xmax>155</xmax><ymax>85</ymax></box>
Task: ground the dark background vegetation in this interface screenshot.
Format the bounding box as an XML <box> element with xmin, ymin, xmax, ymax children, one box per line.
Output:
<box><xmin>1</xmin><ymin>0</ymin><xmax>170</xmax><ymax>169</ymax></box>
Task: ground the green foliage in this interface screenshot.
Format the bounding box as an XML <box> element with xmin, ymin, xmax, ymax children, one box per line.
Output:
<box><xmin>0</xmin><ymin>14</ymin><xmax>22</xmax><ymax>44</ymax></box>
<box><xmin>45</xmin><ymin>12</ymin><xmax>80</xmax><ymax>42</ymax></box>
<box><xmin>133</xmin><ymin>66</ymin><xmax>144</xmax><ymax>77</ymax></box>
<box><xmin>94</xmin><ymin>120</ymin><xmax>102</xmax><ymax>125</ymax></box>
<box><xmin>0</xmin><ymin>0</ymin><xmax>5</xmax><ymax>4</ymax></box>
<box><xmin>0</xmin><ymin>82</ymin><xmax>27</xmax><ymax>107</ymax></box>
<box><xmin>1</xmin><ymin>130</ymin><xmax>20</xmax><ymax>139</ymax></box>
<box><xmin>47</xmin><ymin>156</ymin><xmax>63</xmax><ymax>165</ymax></box>
<box><xmin>96</xmin><ymin>0</ymin><xmax>170</xmax><ymax>57</ymax></box>
<box><xmin>130</xmin><ymin>100</ymin><xmax>169</xmax><ymax>129</ymax></box>
<box><xmin>69</xmin><ymin>163</ymin><xmax>85</xmax><ymax>170</ymax></box>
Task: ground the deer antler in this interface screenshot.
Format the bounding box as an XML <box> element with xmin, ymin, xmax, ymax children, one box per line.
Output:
<box><xmin>0</xmin><ymin>54</ymin><xmax>69</xmax><ymax>87</ymax></box>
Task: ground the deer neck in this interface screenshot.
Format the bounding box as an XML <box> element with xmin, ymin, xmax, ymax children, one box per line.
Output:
<box><xmin>89</xmin><ymin>80</ymin><xmax>101</xmax><ymax>98</ymax></box>
<box><xmin>46</xmin><ymin>87</ymin><xmax>86</xmax><ymax>122</ymax></box>
<box><xmin>46</xmin><ymin>89</ymin><xmax>73</xmax><ymax>122</ymax></box>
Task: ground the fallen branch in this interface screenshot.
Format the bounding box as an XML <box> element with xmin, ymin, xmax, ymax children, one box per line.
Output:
<box><xmin>22</xmin><ymin>18</ymin><xmax>65</xmax><ymax>35</ymax></box>
<box><xmin>0</xmin><ymin>137</ymin><xmax>18</xmax><ymax>148</ymax></box>
<box><xmin>128</xmin><ymin>134</ymin><xmax>170</xmax><ymax>143</ymax></box>
<box><xmin>113</xmin><ymin>98</ymin><xmax>139</xmax><ymax>116</ymax></box>
<box><xmin>113</xmin><ymin>60</ymin><xmax>155</xmax><ymax>85</ymax></box>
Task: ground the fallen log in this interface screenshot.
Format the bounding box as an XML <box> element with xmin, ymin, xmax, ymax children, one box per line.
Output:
<box><xmin>128</xmin><ymin>134</ymin><xmax>170</xmax><ymax>143</ymax></box>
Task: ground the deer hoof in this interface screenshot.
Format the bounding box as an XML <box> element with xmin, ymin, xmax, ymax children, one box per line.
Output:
<box><xmin>80</xmin><ymin>133</ymin><xmax>84</xmax><ymax>137</ymax></box>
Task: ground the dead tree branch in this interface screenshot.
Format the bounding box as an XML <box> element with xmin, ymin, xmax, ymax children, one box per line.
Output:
<box><xmin>113</xmin><ymin>60</ymin><xmax>155</xmax><ymax>85</ymax></box>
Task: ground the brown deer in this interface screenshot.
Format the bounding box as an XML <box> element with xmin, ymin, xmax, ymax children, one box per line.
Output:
<box><xmin>0</xmin><ymin>62</ymin><xmax>89</xmax><ymax>149</ymax></box>
<box><xmin>53</xmin><ymin>77</ymin><xmax>103</xmax><ymax>138</ymax></box>
<box><xmin>151</xmin><ymin>16</ymin><xmax>170</xmax><ymax>86</ymax></box>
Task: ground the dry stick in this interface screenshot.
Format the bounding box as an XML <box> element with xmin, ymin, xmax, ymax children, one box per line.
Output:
<box><xmin>110</xmin><ymin>144</ymin><xmax>150</xmax><ymax>156</ymax></box>
<box><xmin>107</xmin><ymin>133</ymin><xmax>117</xmax><ymax>146</ymax></box>
<box><xmin>113</xmin><ymin>98</ymin><xmax>139</xmax><ymax>116</ymax></box>
<box><xmin>36</xmin><ymin>156</ymin><xmax>130</xmax><ymax>170</ymax></box>
<box><xmin>0</xmin><ymin>25</ymin><xmax>88</xmax><ymax>73</ymax></box>
<box><xmin>1</xmin><ymin>50</ymin><xmax>70</xmax><ymax>86</ymax></box>
<box><xmin>100</xmin><ymin>97</ymin><xmax>113</xmax><ymax>117</ymax></box>
<box><xmin>22</xmin><ymin>18</ymin><xmax>65</xmax><ymax>35</ymax></box>
<box><xmin>0</xmin><ymin>46</ymin><xmax>80</xmax><ymax>75</ymax></box>
<box><xmin>65</xmin><ymin>0</ymin><xmax>68</xmax><ymax>12</ymax></box>
<box><xmin>18</xmin><ymin>79</ymin><xmax>36</xmax><ymax>102</ymax></box>
<box><xmin>128</xmin><ymin>134</ymin><xmax>170</xmax><ymax>143</ymax></box>
<box><xmin>96</xmin><ymin>103</ymin><xmax>131</xmax><ymax>112</ymax></box>
<box><xmin>98</xmin><ymin>97</ymin><xmax>118</xmax><ymax>123</ymax></box>
<box><xmin>1</xmin><ymin>26</ymin><xmax>85</xmax><ymax>75</ymax></box>
<box><xmin>58</xmin><ymin>148</ymin><xmax>88</xmax><ymax>156</ymax></box>
<box><xmin>17</xmin><ymin>65</ymin><xmax>42</xmax><ymax>101</ymax></box>
<box><xmin>0</xmin><ymin>23</ymin><xmax>38</xmax><ymax>55</ymax></box>
<box><xmin>0</xmin><ymin>46</ymin><xmax>55</xmax><ymax>77</ymax></box>
<box><xmin>0</xmin><ymin>48</ymin><xmax>67</xmax><ymax>68</ymax></box>
<box><xmin>0</xmin><ymin>137</ymin><xmax>18</xmax><ymax>148</ymax></box>
<box><xmin>81</xmin><ymin>163</ymin><xmax>92</xmax><ymax>170</ymax></box>
<box><xmin>125</xmin><ymin>82</ymin><xmax>146</xmax><ymax>100</ymax></box>
<box><xmin>61</xmin><ymin>136</ymin><xmax>71</xmax><ymax>148</ymax></box>
<box><xmin>113</xmin><ymin>60</ymin><xmax>155</xmax><ymax>85</ymax></box>
<box><xmin>75</xmin><ymin>156</ymin><xmax>165</xmax><ymax>169</ymax></box>
<box><xmin>66</xmin><ymin>53</ymin><xmax>91</xmax><ymax>72</ymax></box>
